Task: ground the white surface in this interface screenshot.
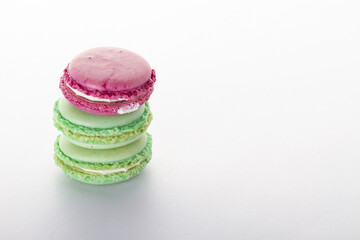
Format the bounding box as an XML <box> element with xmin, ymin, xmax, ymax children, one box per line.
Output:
<box><xmin>1</xmin><ymin>0</ymin><xmax>360</xmax><ymax>239</ymax></box>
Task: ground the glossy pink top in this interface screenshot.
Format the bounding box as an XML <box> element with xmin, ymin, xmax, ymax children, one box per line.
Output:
<box><xmin>68</xmin><ymin>47</ymin><xmax>152</xmax><ymax>91</ymax></box>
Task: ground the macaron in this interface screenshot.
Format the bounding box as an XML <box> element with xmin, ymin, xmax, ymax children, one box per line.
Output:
<box><xmin>53</xmin><ymin>97</ymin><xmax>152</xmax><ymax>149</ymax></box>
<box><xmin>59</xmin><ymin>47</ymin><xmax>156</xmax><ymax>115</ymax></box>
<box><xmin>54</xmin><ymin>133</ymin><xmax>152</xmax><ymax>184</ymax></box>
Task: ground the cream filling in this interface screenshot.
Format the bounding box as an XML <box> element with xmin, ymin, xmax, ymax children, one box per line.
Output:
<box><xmin>66</xmin><ymin>82</ymin><xmax>128</xmax><ymax>102</ymax></box>
<box><xmin>79</xmin><ymin>159</ymin><xmax>144</xmax><ymax>175</ymax></box>
<box><xmin>117</xmin><ymin>103</ymin><xmax>140</xmax><ymax>114</ymax></box>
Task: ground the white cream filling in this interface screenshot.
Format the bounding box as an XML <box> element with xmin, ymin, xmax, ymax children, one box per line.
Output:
<box><xmin>66</xmin><ymin>82</ymin><xmax>129</xmax><ymax>102</ymax></box>
<box><xmin>117</xmin><ymin>103</ymin><xmax>140</xmax><ymax>114</ymax></box>
<box><xmin>79</xmin><ymin>159</ymin><xmax>144</xmax><ymax>175</ymax></box>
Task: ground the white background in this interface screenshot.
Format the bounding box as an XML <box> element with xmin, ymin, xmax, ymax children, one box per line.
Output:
<box><xmin>0</xmin><ymin>0</ymin><xmax>360</xmax><ymax>239</ymax></box>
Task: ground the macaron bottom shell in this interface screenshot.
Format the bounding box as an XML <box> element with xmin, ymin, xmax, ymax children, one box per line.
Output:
<box><xmin>54</xmin><ymin>152</ymin><xmax>151</xmax><ymax>185</ymax></box>
<box><xmin>60</xmin><ymin>74</ymin><xmax>154</xmax><ymax>115</ymax></box>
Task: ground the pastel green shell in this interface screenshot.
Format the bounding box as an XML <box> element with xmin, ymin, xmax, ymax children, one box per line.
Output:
<box><xmin>54</xmin><ymin>133</ymin><xmax>152</xmax><ymax>185</ymax></box>
<box><xmin>53</xmin><ymin>100</ymin><xmax>152</xmax><ymax>146</ymax></box>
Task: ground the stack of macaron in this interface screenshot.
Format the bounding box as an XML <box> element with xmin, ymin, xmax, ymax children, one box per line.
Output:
<box><xmin>53</xmin><ymin>47</ymin><xmax>156</xmax><ymax>184</ymax></box>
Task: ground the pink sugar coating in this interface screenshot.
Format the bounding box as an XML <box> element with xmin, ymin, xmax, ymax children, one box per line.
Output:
<box><xmin>60</xmin><ymin>75</ymin><xmax>153</xmax><ymax>115</ymax></box>
<box><xmin>68</xmin><ymin>47</ymin><xmax>152</xmax><ymax>92</ymax></box>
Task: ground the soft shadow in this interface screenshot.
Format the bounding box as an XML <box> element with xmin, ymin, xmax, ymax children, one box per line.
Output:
<box><xmin>53</xmin><ymin>169</ymin><xmax>156</xmax><ymax>239</ymax></box>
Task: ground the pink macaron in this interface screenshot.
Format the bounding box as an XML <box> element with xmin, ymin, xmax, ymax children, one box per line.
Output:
<box><xmin>59</xmin><ymin>47</ymin><xmax>156</xmax><ymax>115</ymax></box>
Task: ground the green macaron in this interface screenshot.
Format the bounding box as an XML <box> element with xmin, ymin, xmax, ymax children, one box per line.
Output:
<box><xmin>54</xmin><ymin>133</ymin><xmax>152</xmax><ymax>185</ymax></box>
<box><xmin>53</xmin><ymin>97</ymin><xmax>152</xmax><ymax>149</ymax></box>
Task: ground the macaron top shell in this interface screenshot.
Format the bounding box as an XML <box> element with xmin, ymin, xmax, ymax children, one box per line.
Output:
<box><xmin>59</xmin><ymin>133</ymin><xmax>148</xmax><ymax>163</ymax></box>
<box><xmin>68</xmin><ymin>47</ymin><xmax>152</xmax><ymax>92</ymax></box>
